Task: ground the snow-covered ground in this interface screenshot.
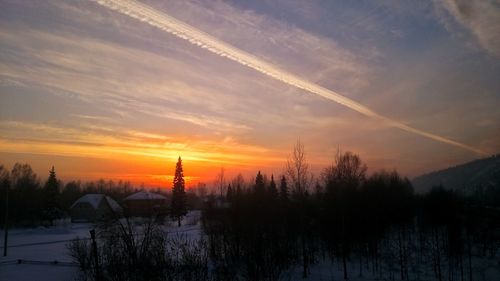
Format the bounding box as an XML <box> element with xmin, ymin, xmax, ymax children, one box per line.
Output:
<box><xmin>2</xmin><ymin>211</ymin><xmax>498</xmax><ymax>281</ymax></box>
<box><xmin>0</xmin><ymin>221</ymin><xmax>91</xmax><ymax>281</ymax></box>
<box><xmin>0</xmin><ymin>211</ymin><xmax>202</xmax><ymax>281</ymax></box>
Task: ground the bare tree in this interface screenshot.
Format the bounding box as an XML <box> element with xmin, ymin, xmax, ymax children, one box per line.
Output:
<box><xmin>323</xmin><ymin>150</ymin><xmax>367</xmax><ymax>191</ymax></box>
<box><xmin>286</xmin><ymin>139</ymin><xmax>312</xmax><ymax>197</ymax></box>
<box><xmin>285</xmin><ymin>139</ymin><xmax>313</xmax><ymax>278</ymax></box>
<box><xmin>232</xmin><ymin>173</ymin><xmax>245</xmax><ymax>196</ymax></box>
<box><xmin>215</xmin><ymin>167</ymin><xmax>226</xmax><ymax>198</ymax></box>
<box><xmin>322</xmin><ymin>150</ymin><xmax>367</xmax><ymax>281</ymax></box>
<box><xmin>196</xmin><ymin>182</ymin><xmax>208</xmax><ymax>198</ymax></box>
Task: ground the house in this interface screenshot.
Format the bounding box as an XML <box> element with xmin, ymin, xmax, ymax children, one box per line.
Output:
<box><xmin>70</xmin><ymin>194</ymin><xmax>123</xmax><ymax>222</ymax></box>
<box><xmin>124</xmin><ymin>190</ymin><xmax>168</xmax><ymax>217</ymax></box>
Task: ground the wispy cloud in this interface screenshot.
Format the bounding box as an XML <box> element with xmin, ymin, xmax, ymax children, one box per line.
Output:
<box><xmin>434</xmin><ymin>0</ymin><xmax>500</xmax><ymax>57</ymax></box>
<box><xmin>94</xmin><ymin>0</ymin><xmax>486</xmax><ymax>155</ymax></box>
<box><xmin>1</xmin><ymin>0</ymin><xmax>498</xmax><ymax>180</ymax></box>
<box><xmin>0</xmin><ymin>120</ymin><xmax>276</xmax><ymax>167</ymax></box>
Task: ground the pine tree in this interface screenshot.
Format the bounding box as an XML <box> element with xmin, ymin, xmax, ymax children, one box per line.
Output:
<box><xmin>279</xmin><ymin>175</ymin><xmax>289</xmax><ymax>201</ymax></box>
<box><xmin>236</xmin><ymin>183</ymin><xmax>242</xmax><ymax>198</ymax></box>
<box><xmin>44</xmin><ymin>166</ymin><xmax>60</xmax><ymax>224</ymax></box>
<box><xmin>171</xmin><ymin>157</ymin><xmax>187</xmax><ymax>227</ymax></box>
<box><xmin>255</xmin><ymin>171</ymin><xmax>265</xmax><ymax>195</ymax></box>
<box><xmin>269</xmin><ymin>174</ymin><xmax>278</xmax><ymax>199</ymax></box>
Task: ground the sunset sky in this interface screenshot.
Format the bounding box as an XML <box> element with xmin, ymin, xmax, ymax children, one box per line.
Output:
<box><xmin>1</xmin><ymin>0</ymin><xmax>499</xmax><ymax>188</ymax></box>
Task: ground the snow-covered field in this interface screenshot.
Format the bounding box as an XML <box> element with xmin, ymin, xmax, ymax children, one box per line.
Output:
<box><xmin>0</xmin><ymin>221</ymin><xmax>91</xmax><ymax>281</ymax></box>
<box><xmin>2</xmin><ymin>211</ymin><xmax>498</xmax><ymax>281</ymax></box>
<box><xmin>0</xmin><ymin>211</ymin><xmax>202</xmax><ymax>281</ymax></box>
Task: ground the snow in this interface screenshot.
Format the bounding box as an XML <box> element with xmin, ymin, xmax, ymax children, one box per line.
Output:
<box><xmin>3</xmin><ymin>211</ymin><xmax>496</xmax><ymax>281</ymax></box>
<box><xmin>0</xmin><ymin>220</ymin><xmax>91</xmax><ymax>281</ymax></box>
<box><xmin>0</xmin><ymin>212</ymin><xmax>202</xmax><ymax>281</ymax></box>
<box><xmin>103</xmin><ymin>196</ymin><xmax>123</xmax><ymax>213</ymax></box>
<box><xmin>124</xmin><ymin>190</ymin><xmax>166</xmax><ymax>201</ymax></box>
<box><xmin>0</xmin><ymin>263</ymin><xmax>79</xmax><ymax>281</ymax></box>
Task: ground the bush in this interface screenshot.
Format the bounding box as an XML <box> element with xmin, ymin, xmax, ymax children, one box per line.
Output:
<box><xmin>67</xmin><ymin>237</ymin><xmax>92</xmax><ymax>270</ymax></box>
<box><xmin>67</xmin><ymin>218</ymin><xmax>210</xmax><ymax>281</ymax></box>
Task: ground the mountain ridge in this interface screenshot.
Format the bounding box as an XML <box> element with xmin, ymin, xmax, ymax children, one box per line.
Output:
<box><xmin>412</xmin><ymin>154</ymin><xmax>500</xmax><ymax>194</ymax></box>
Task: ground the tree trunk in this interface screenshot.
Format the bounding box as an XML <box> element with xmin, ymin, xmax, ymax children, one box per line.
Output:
<box><xmin>436</xmin><ymin>228</ymin><xmax>442</xmax><ymax>281</ymax></box>
<box><xmin>399</xmin><ymin>227</ymin><xmax>404</xmax><ymax>280</ymax></box>
<box><xmin>3</xmin><ymin>185</ymin><xmax>9</xmax><ymax>257</ymax></box>
<box><xmin>359</xmin><ymin>248</ymin><xmax>362</xmax><ymax>277</ymax></box>
<box><xmin>467</xmin><ymin>233</ymin><xmax>473</xmax><ymax>281</ymax></box>
<box><xmin>302</xmin><ymin>234</ymin><xmax>308</xmax><ymax>278</ymax></box>
<box><xmin>343</xmin><ymin>247</ymin><xmax>348</xmax><ymax>281</ymax></box>
<box><xmin>342</xmin><ymin>214</ymin><xmax>348</xmax><ymax>280</ymax></box>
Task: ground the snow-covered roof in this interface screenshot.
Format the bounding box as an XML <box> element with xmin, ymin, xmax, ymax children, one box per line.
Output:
<box><xmin>71</xmin><ymin>194</ymin><xmax>123</xmax><ymax>212</ymax></box>
<box><xmin>71</xmin><ymin>194</ymin><xmax>104</xmax><ymax>209</ymax></box>
<box><xmin>105</xmin><ymin>196</ymin><xmax>123</xmax><ymax>212</ymax></box>
<box><xmin>124</xmin><ymin>190</ymin><xmax>167</xmax><ymax>201</ymax></box>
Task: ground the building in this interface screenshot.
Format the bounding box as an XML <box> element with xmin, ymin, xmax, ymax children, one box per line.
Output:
<box><xmin>70</xmin><ymin>194</ymin><xmax>123</xmax><ymax>222</ymax></box>
<box><xmin>124</xmin><ymin>190</ymin><xmax>168</xmax><ymax>217</ymax></box>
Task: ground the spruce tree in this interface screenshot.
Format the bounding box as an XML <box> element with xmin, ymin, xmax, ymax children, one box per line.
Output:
<box><xmin>269</xmin><ymin>174</ymin><xmax>278</xmax><ymax>199</ymax></box>
<box><xmin>279</xmin><ymin>175</ymin><xmax>288</xmax><ymax>201</ymax></box>
<box><xmin>255</xmin><ymin>171</ymin><xmax>265</xmax><ymax>195</ymax></box>
<box><xmin>44</xmin><ymin>166</ymin><xmax>60</xmax><ymax>224</ymax></box>
<box><xmin>171</xmin><ymin>157</ymin><xmax>187</xmax><ymax>226</ymax></box>
<box><xmin>236</xmin><ymin>183</ymin><xmax>242</xmax><ymax>198</ymax></box>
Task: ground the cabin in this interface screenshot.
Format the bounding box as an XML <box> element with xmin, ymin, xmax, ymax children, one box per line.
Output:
<box><xmin>124</xmin><ymin>190</ymin><xmax>168</xmax><ymax>217</ymax></box>
<box><xmin>70</xmin><ymin>194</ymin><xmax>123</xmax><ymax>222</ymax></box>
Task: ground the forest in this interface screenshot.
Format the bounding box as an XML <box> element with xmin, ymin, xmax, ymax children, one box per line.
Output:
<box><xmin>1</xmin><ymin>142</ymin><xmax>499</xmax><ymax>281</ymax></box>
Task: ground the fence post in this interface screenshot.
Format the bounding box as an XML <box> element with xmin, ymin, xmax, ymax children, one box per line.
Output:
<box><xmin>90</xmin><ymin>229</ymin><xmax>101</xmax><ymax>281</ymax></box>
<box><xmin>3</xmin><ymin>184</ymin><xmax>9</xmax><ymax>257</ymax></box>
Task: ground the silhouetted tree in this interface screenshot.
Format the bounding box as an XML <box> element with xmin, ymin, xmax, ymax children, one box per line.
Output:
<box><xmin>1</xmin><ymin>165</ymin><xmax>10</xmax><ymax>229</ymax></box>
<box><xmin>11</xmin><ymin>163</ymin><xmax>39</xmax><ymax>191</ymax></box>
<box><xmin>269</xmin><ymin>175</ymin><xmax>278</xmax><ymax>199</ymax></box>
<box><xmin>61</xmin><ymin>180</ymin><xmax>81</xmax><ymax>210</ymax></box>
<box><xmin>171</xmin><ymin>157</ymin><xmax>187</xmax><ymax>226</ymax></box>
<box><xmin>215</xmin><ymin>167</ymin><xmax>226</xmax><ymax>198</ymax></box>
<box><xmin>286</xmin><ymin>139</ymin><xmax>311</xmax><ymax>198</ymax></box>
<box><xmin>230</xmin><ymin>173</ymin><xmax>245</xmax><ymax>202</ymax></box>
<box><xmin>10</xmin><ymin>163</ymin><xmax>41</xmax><ymax>224</ymax></box>
<box><xmin>43</xmin><ymin>166</ymin><xmax>61</xmax><ymax>225</ymax></box>
<box><xmin>279</xmin><ymin>175</ymin><xmax>288</xmax><ymax>201</ymax></box>
<box><xmin>322</xmin><ymin>151</ymin><xmax>367</xmax><ymax>281</ymax></box>
<box><xmin>254</xmin><ymin>171</ymin><xmax>265</xmax><ymax>195</ymax></box>
<box><xmin>226</xmin><ymin>183</ymin><xmax>233</xmax><ymax>202</ymax></box>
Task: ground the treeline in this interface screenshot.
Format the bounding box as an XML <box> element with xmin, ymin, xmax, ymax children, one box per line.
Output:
<box><xmin>203</xmin><ymin>143</ymin><xmax>500</xmax><ymax>281</ymax></box>
<box><xmin>0</xmin><ymin>163</ymin><xmax>136</xmax><ymax>226</ymax></box>
<box><xmin>0</xmin><ymin>163</ymin><xmax>202</xmax><ymax>226</ymax></box>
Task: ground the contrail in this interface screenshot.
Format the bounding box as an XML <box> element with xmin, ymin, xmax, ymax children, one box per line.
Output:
<box><xmin>94</xmin><ymin>0</ymin><xmax>485</xmax><ymax>155</ymax></box>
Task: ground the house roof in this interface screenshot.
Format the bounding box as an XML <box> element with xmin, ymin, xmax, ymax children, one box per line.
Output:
<box><xmin>124</xmin><ymin>190</ymin><xmax>167</xmax><ymax>201</ymax></box>
<box><xmin>71</xmin><ymin>193</ymin><xmax>123</xmax><ymax>212</ymax></box>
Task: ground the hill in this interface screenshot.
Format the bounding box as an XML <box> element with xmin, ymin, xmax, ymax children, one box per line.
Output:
<box><xmin>412</xmin><ymin>154</ymin><xmax>500</xmax><ymax>195</ymax></box>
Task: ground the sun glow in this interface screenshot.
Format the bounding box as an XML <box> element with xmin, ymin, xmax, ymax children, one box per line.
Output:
<box><xmin>0</xmin><ymin>122</ymin><xmax>282</xmax><ymax>187</ymax></box>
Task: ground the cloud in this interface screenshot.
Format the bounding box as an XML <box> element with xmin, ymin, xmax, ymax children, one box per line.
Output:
<box><xmin>435</xmin><ymin>0</ymin><xmax>500</xmax><ymax>57</ymax></box>
<box><xmin>93</xmin><ymin>0</ymin><xmax>486</xmax><ymax>156</ymax></box>
<box><xmin>2</xmin><ymin>0</ymin><xmax>498</xmax><ymax>179</ymax></box>
<box><xmin>0</xmin><ymin>120</ymin><xmax>277</xmax><ymax>166</ymax></box>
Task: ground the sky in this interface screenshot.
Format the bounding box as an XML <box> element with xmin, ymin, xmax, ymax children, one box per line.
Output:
<box><xmin>1</xmin><ymin>0</ymin><xmax>499</xmax><ymax>188</ymax></box>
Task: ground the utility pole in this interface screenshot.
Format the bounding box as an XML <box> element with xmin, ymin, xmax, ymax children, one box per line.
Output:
<box><xmin>90</xmin><ymin>229</ymin><xmax>101</xmax><ymax>281</ymax></box>
<box><xmin>3</xmin><ymin>183</ymin><xmax>9</xmax><ymax>257</ymax></box>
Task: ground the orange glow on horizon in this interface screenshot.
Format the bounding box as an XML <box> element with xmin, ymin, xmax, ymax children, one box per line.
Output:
<box><xmin>0</xmin><ymin>128</ymin><xmax>287</xmax><ymax>188</ymax></box>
